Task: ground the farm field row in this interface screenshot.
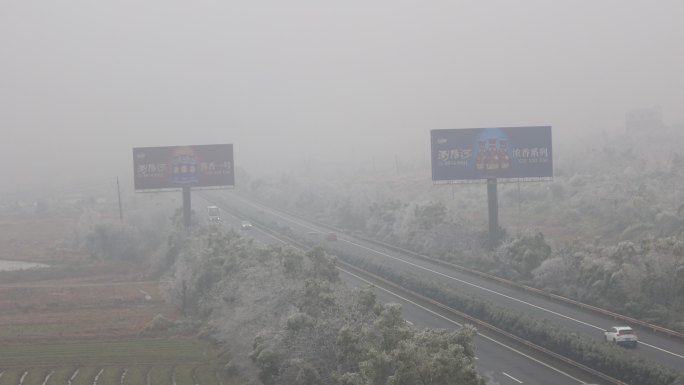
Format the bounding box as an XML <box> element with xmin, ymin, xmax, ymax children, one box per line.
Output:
<box><xmin>0</xmin><ymin>364</ymin><xmax>236</xmax><ymax>385</ymax></box>
<box><xmin>0</xmin><ymin>338</ymin><xmax>241</xmax><ymax>385</ymax></box>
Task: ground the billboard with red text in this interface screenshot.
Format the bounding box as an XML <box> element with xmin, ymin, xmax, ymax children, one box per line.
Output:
<box><xmin>431</xmin><ymin>126</ymin><xmax>552</xmax><ymax>182</ymax></box>
<box><xmin>133</xmin><ymin>144</ymin><xmax>234</xmax><ymax>190</ymax></box>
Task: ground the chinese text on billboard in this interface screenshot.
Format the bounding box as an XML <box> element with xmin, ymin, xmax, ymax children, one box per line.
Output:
<box><xmin>431</xmin><ymin>126</ymin><xmax>552</xmax><ymax>182</ymax></box>
<box><xmin>133</xmin><ymin>144</ymin><xmax>234</xmax><ymax>190</ymax></box>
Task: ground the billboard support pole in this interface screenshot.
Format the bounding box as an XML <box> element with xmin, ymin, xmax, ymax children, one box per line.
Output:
<box><xmin>182</xmin><ymin>187</ymin><xmax>191</xmax><ymax>232</ymax></box>
<box><xmin>487</xmin><ymin>178</ymin><xmax>499</xmax><ymax>248</ymax></box>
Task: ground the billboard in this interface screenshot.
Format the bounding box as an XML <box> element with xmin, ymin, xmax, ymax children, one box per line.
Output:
<box><xmin>431</xmin><ymin>126</ymin><xmax>552</xmax><ymax>182</ymax></box>
<box><xmin>133</xmin><ymin>144</ymin><xmax>234</xmax><ymax>190</ymax></box>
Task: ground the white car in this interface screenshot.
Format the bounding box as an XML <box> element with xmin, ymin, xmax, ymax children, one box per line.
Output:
<box><xmin>604</xmin><ymin>326</ymin><xmax>638</xmax><ymax>348</ymax></box>
<box><xmin>241</xmin><ymin>220</ymin><xmax>253</xmax><ymax>230</ymax></box>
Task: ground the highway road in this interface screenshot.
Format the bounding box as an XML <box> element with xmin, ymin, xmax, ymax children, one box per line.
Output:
<box><xmin>200</xmin><ymin>191</ymin><xmax>684</xmax><ymax>376</ymax></box>
<box><xmin>193</xmin><ymin>193</ymin><xmax>607</xmax><ymax>385</ymax></box>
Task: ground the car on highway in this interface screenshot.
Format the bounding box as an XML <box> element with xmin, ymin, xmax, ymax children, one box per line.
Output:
<box><xmin>241</xmin><ymin>220</ymin><xmax>253</xmax><ymax>230</ymax></box>
<box><xmin>604</xmin><ymin>326</ymin><xmax>638</xmax><ymax>348</ymax></box>
<box><xmin>325</xmin><ymin>232</ymin><xmax>337</xmax><ymax>241</ymax></box>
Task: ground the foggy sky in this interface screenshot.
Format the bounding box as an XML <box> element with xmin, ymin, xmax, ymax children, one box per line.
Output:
<box><xmin>1</xmin><ymin>1</ymin><xmax>683</xmax><ymax>192</ymax></box>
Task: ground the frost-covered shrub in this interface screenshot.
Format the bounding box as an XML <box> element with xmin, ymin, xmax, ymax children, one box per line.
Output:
<box><xmin>83</xmin><ymin>223</ymin><xmax>151</xmax><ymax>262</ymax></box>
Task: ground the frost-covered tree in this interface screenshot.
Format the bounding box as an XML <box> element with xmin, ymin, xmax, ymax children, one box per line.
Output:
<box><xmin>260</xmin><ymin>285</ymin><xmax>484</xmax><ymax>385</ymax></box>
<box><xmin>495</xmin><ymin>232</ymin><xmax>551</xmax><ymax>280</ymax></box>
<box><xmin>163</xmin><ymin>226</ymin><xmax>496</xmax><ymax>384</ymax></box>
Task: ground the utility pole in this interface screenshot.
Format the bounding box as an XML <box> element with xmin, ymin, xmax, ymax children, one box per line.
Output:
<box><xmin>116</xmin><ymin>177</ymin><xmax>123</xmax><ymax>223</ymax></box>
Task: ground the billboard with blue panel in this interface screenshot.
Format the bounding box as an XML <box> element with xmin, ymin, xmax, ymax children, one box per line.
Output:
<box><xmin>431</xmin><ymin>126</ymin><xmax>552</xmax><ymax>182</ymax></box>
<box><xmin>133</xmin><ymin>144</ymin><xmax>234</xmax><ymax>190</ymax></box>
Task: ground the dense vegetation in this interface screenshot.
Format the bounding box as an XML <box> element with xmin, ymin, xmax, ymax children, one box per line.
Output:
<box><xmin>161</xmin><ymin>226</ymin><xmax>486</xmax><ymax>385</ymax></box>
<box><xmin>240</xmin><ymin>127</ymin><xmax>684</xmax><ymax>331</ymax></box>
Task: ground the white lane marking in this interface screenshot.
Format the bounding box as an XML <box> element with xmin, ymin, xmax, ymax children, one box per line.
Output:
<box><xmin>235</xmin><ymin>196</ymin><xmax>684</xmax><ymax>359</ymax></box>
<box><xmin>346</xmin><ymin>238</ymin><xmax>602</xmax><ymax>329</ymax></box>
<box><xmin>341</xmin><ymin>239</ymin><xmax>684</xmax><ymax>359</ymax></box>
<box><xmin>635</xmin><ymin>339</ymin><xmax>684</xmax><ymax>358</ymax></box>
<box><xmin>503</xmin><ymin>372</ymin><xmax>523</xmax><ymax>383</ymax></box>
<box><xmin>339</xmin><ymin>267</ymin><xmax>586</xmax><ymax>384</ymax></box>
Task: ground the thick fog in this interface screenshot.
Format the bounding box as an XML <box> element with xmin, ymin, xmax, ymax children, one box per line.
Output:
<box><xmin>1</xmin><ymin>1</ymin><xmax>683</xmax><ymax>192</ymax></box>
